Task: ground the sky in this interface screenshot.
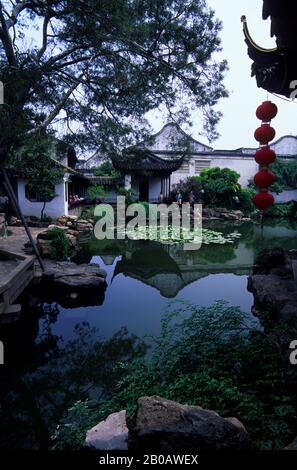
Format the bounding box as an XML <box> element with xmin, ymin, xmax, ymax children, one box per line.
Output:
<box><xmin>150</xmin><ymin>0</ymin><xmax>297</xmax><ymax>150</ymax></box>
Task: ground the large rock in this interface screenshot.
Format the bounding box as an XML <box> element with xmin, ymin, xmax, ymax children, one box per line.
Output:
<box><xmin>57</xmin><ymin>215</ymin><xmax>93</xmax><ymax>232</ymax></box>
<box><xmin>42</xmin><ymin>261</ymin><xmax>107</xmax><ymax>288</ymax></box>
<box><xmin>202</xmin><ymin>208</ymin><xmax>247</xmax><ymax>221</ymax></box>
<box><xmin>85</xmin><ymin>411</ymin><xmax>128</xmax><ymax>450</ymax></box>
<box><xmin>128</xmin><ymin>396</ymin><xmax>252</xmax><ymax>451</ymax></box>
<box><xmin>248</xmin><ymin>248</ymin><xmax>297</xmax><ymax>327</ymax></box>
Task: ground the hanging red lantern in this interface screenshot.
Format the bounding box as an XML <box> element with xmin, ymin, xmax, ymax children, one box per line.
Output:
<box><xmin>255</xmin><ymin>146</ymin><xmax>276</xmax><ymax>166</ymax></box>
<box><xmin>254</xmin><ymin>170</ymin><xmax>276</xmax><ymax>188</ymax></box>
<box><xmin>254</xmin><ymin>124</ymin><xmax>276</xmax><ymax>145</ymax></box>
<box><xmin>256</xmin><ymin>101</ymin><xmax>278</xmax><ymax>122</ymax></box>
<box><xmin>252</xmin><ymin>192</ymin><xmax>275</xmax><ymax>210</ymax></box>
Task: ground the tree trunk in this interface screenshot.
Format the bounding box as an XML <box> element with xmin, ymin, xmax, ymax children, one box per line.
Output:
<box><xmin>41</xmin><ymin>201</ymin><xmax>46</xmax><ymax>220</ymax></box>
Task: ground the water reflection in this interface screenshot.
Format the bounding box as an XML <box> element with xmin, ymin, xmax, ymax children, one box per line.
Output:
<box><xmin>0</xmin><ymin>302</ymin><xmax>145</xmax><ymax>449</ymax></box>
<box><xmin>1</xmin><ymin>219</ymin><xmax>297</xmax><ymax>449</ymax></box>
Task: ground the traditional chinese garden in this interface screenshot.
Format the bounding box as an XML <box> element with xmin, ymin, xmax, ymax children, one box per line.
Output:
<box><xmin>1</xmin><ymin>0</ymin><xmax>297</xmax><ymax>455</ymax></box>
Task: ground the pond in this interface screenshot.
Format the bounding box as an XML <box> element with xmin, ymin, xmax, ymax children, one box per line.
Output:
<box><xmin>0</xmin><ymin>218</ymin><xmax>297</xmax><ymax>449</ymax></box>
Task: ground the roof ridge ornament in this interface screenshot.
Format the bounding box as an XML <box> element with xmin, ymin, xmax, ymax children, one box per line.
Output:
<box><xmin>241</xmin><ymin>15</ymin><xmax>278</xmax><ymax>53</ymax></box>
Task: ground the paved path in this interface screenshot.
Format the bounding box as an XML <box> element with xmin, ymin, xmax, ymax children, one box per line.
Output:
<box><xmin>0</xmin><ymin>226</ymin><xmax>47</xmax><ymax>256</ymax></box>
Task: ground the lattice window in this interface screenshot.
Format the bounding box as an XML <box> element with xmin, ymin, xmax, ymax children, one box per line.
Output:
<box><xmin>195</xmin><ymin>160</ymin><xmax>211</xmax><ymax>174</ymax></box>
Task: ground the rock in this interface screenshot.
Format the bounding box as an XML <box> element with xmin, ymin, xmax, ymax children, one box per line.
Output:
<box><xmin>85</xmin><ymin>411</ymin><xmax>128</xmax><ymax>450</ymax></box>
<box><xmin>0</xmin><ymin>213</ymin><xmax>6</xmax><ymax>236</ymax></box>
<box><xmin>36</xmin><ymin>238</ymin><xmax>52</xmax><ymax>257</ymax></box>
<box><xmin>47</xmin><ymin>224</ymin><xmax>69</xmax><ymax>232</ymax></box>
<box><xmin>202</xmin><ymin>208</ymin><xmax>245</xmax><ymax>221</ymax></box>
<box><xmin>286</xmin><ymin>436</ymin><xmax>297</xmax><ymax>450</ymax></box>
<box><xmin>43</xmin><ymin>261</ymin><xmax>107</xmax><ymax>288</ymax></box>
<box><xmin>56</xmin><ymin>216</ymin><xmax>93</xmax><ymax>232</ymax></box>
<box><xmin>248</xmin><ymin>248</ymin><xmax>297</xmax><ymax>328</ymax></box>
<box><xmin>128</xmin><ymin>396</ymin><xmax>252</xmax><ymax>451</ymax></box>
<box><xmin>9</xmin><ymin>216</ymin><xmax>22</xmax><ymax>226</ymax></box>
<box><xmin>253</xmin><ymin>248</ymin><xmax>287</xmax><ymax>275</ymax></box>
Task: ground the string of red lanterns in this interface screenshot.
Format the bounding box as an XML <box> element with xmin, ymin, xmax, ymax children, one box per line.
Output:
<box><xmin>252</xmin><ymin>101</ymin><xmax>277</xmax><ymax>211</ymax></box>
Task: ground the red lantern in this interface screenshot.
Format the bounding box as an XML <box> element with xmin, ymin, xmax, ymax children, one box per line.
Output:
<box><xmin>256</xmin><ymin>101</ymin><xmax>278</xmax><ymax>122</ymax></box>
<box><xmin>254</xmin><ymin>170</ymin><xmax>276</xmax><ymax>188</ymax></box>
<box><xmin>252</xmin><ymin>192</ymin><xmax>274</xmax><ymax>210</ymax></box>
<box><xmin>255</xmin><ymin>146</ymin><xmax>276</xmax><ymax>166</ymax></box>
<box><xmin>254</xmin><ymin>124</ymin><xmax>276</xmax><ymax>145</ymax></box>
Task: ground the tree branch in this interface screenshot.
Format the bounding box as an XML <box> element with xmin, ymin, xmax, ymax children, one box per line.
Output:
<box><xmin>0</xmin><ymin>1</ymin><xmax>17</xmax><ymax>65</ymax></box>
<box><xmin>26</xmin><ymin>78</ymin><xmax>80</xmax><ymax>136</ymax></box>
<box><xmin>36</xmin><ymin>12</ymin><xmax>51</xmax><ymax>60</ymax></box>
<box><xmin>4</xmin><ymin>0</ymin><xmax>31</xmax><ymax>29</ymax></box>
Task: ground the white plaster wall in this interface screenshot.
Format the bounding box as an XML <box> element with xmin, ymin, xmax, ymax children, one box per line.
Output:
<box><xmin>273</xmin><ymin>190</ymin><xmax>297</xmax><ymax>203</ymax></box>
<box><xmin>210</xmin><ymin>157</ymin><xmax>258</xmax><ymax>187</ymax></box>
<box><xmin>271</xmin><ymin>136</ymin><xmax>297</xmax><ymax>155</ymax></box>
<box><xmin>17</xmin><ymin>179</ymin><xmax>68</xmax><ymax>218</ymax></box>
<box><xmin>171</xmin><ymin>155</ymin><xmax>258</xmax><ymax>187</ymax></box>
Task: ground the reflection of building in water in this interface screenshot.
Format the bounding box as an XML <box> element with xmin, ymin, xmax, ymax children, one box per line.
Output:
<box><xmin>100</xmin><ymin>255</ymin><xmax>117</xmax><ymax>266</ymax></box>
<box><xmin>113</xmin><ymin>241</ymin><xmax>254</xmax><ymax>298</ymax></box>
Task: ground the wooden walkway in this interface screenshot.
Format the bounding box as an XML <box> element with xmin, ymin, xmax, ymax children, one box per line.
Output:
<box><xmin>0</xmin><ymin>226</ymin><xmax>46</xmax><ymax>321</ymax></box>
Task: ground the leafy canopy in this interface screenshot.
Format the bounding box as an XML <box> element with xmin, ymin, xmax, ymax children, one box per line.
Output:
<box><xmin>8</xmin><ymin>136</ymin><xmax>65</xmax><ymax>217</ymax></box>
<box><xmin>93</xmin><ymin>161</ymin><xmax>120</xmax><ymax>178</ymax></box>
<box><xmin>0</xmin><ymin>0</ymin><xmax>228</xmax><ymax>163</ymax></box>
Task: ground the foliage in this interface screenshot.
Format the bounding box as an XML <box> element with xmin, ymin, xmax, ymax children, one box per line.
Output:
<box><xmin>237</xmin><ymin>188</ymin><xmax>256</xmax><ymax>214</ymax></box>
<box><xmin>8</xmin><ymin>136</ymin><xmax>64</xmax><ymax>219</ymax></box>
<box><xmin>79</xmin><ymin>206</ymin><xmax>97</xmax><ymax>221</ymax></box>
<box><xmin>249</xmin><ymin>158</ymin><xmax>297</xmax><ymax>193</ymax></box>
<box><xmin>271</xmin><ymin>158</ymin><xmax>297</xmax><ymax>190</ymax></box>
<box><xmin>0</xmin><ymin>0</ymin><xmax>228</xmax><ymax>167</ymax></box>
<box><xmin>266</xmin><ymin>202</ymin><xmax>296</xmax><ymax>218</ymax></box>
<box><xmin>93</xmin><ymin>162</ymin><xmax>120</xmax><ymax>178</ymax></box>
<box><xmin>172</xmin><ymin>168</ymin><xmax>244</xmax><ymax>210</ymax></box>
<box><xmin>86</xmin><ymin>185</ymin><xmax>106</xmax><ymax>201</ymax></box>
<box><xmin>199</xmin><ymin>167</ymin><xmax>240</xmax><ymax>207</ymax></box>
<box><xmin>171</xmin><ymin>176</ymin><xmax>203</xmax><ymax>202</ymax></box>
<box><xmin>48</xmin><ymin>227</ymin><xmax>70</xmax><ymax>261</ymax></box>
<box><xmin>52</xmin><ymin>301</ymin><xmax>297</xmax><ymax>450</ymax></box>
<box><xmin>117</xmin><ymin>187</ymin><xmax>138</xmax><ymax>205</ymax></box>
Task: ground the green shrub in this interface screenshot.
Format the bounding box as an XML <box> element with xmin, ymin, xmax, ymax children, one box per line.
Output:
<box><xmin>171</xmin><ymin>176</ymin><xmax>203</xmax><ymax>202</ymax></box>
<box><xmin>237</xmin><ymin>188</ymin><xmax>256</xmax><ymax>214</ymax></box>
<box><xmin>172</xmin><ymin>168</ymin><xmax>243</xmax><ymax>209</ymax></box>
<box><xmin>52</xmin><ymin>301</ymin><xmax>297</xmax><ymax>450</ymax></box>
<box><xmin>117</xmin><ymin>187</ymin><xmax>137</xmax><ymax>204</ymax></box>
<box><xmin>87</xmin><ymin>185</ymin><xmax>106</xmax><ymax>200</ymax></box>
<box><xmin>48</xmin><ymin>227</ymin><xmax>69</xmax><ymax>261</ymax></box>
<box><xmin>267</xmin><ymin>202</ymin><xmax>295</xmax><ymax>218</ymax></box>
<box><xmin>93</xmin><ymin>161</ymin><xmax>120</xmax><ymax>178</ymax></box>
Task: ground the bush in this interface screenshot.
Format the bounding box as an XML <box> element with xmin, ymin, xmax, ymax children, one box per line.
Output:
<box><xmin>93</xmin><ymin>161</ymin><xmax>120</xmax><ymax>177</ymax></box>
<box><xmin>86</xmin><ymin>185</ymin><xmax>106</xmax><ymax>201</ymax></box>
<box><xmin>117</xmin><ymin>187</ymin><xmax>137</xmax><ymax>204</ymax></box>
<box><xmin>267</xmin><ymin>202</ymin><xmax>295</xmax><ymax>218</ymax></box>
<box><xmin>172</xmin><ymin>168</ymin><xmax>244</xmax><ymax>209</ymax></box>
<box><xmin>48</xmin><ymin>227</ymin><xmax>69</xmax><ymax>261</ymax></box>
<box><xmin>52</xmin><ymin>301</ymin><xmax>297</xmax><ymax>450</ymax></box>
<box><xmin>237</xmin><ymin>188</ymin><xmax>256</xmax><ymax>214</ymax></box>
<box><xmin>171</xmin><ymin>176</ymin><xmax>203</xmax><ymax>202</ymax></box>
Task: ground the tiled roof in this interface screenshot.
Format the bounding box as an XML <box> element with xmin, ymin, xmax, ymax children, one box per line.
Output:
<box><xmin>112</xmin><ymin>148</ymin><xmax>183</xmax><ymax>172</ymax></box>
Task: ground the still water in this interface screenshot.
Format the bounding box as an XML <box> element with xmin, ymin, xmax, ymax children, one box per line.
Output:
<box><xmin>0</xmin><ymin>218</ymin><xmax>297</xmax><ymax>448</ymax></box>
